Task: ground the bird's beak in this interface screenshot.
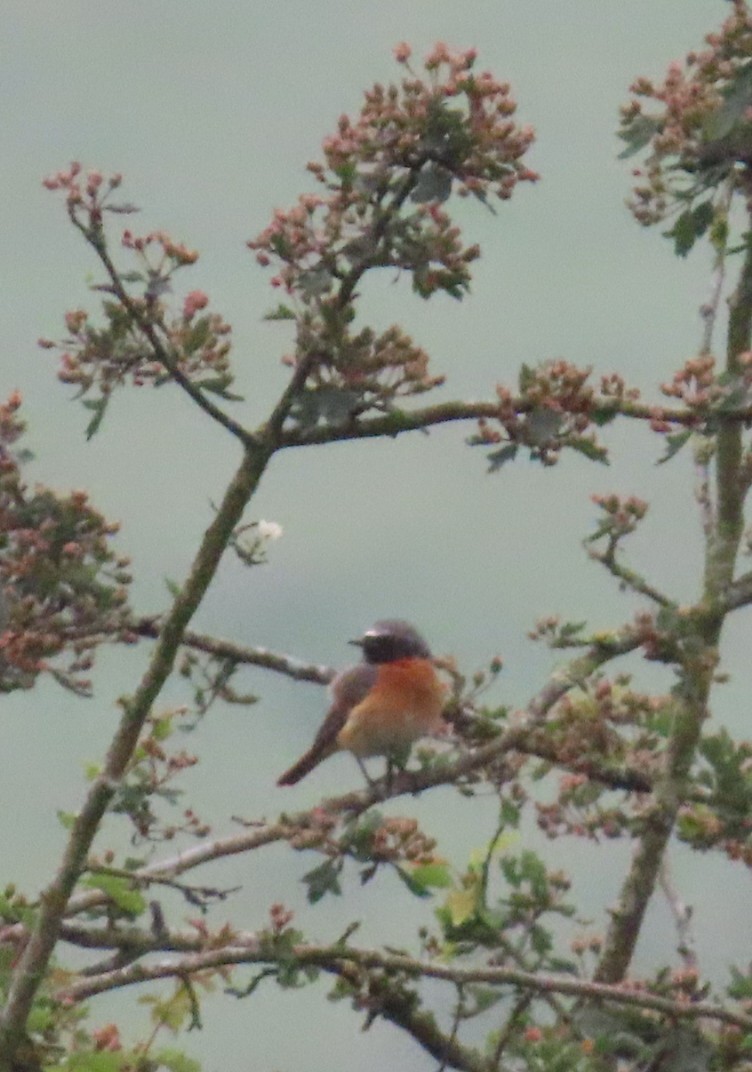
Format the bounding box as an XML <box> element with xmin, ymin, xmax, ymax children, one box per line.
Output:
<box><xmin>348</xmin><ymin>637</ymin><xmax>364</xmax><ymax>648</ymax></box>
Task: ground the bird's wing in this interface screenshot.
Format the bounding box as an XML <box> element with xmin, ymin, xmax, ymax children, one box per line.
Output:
<box><xmin>311</xmin><ymin>664</ymin><xmax>379</xmax><ymax>751</ymax></box>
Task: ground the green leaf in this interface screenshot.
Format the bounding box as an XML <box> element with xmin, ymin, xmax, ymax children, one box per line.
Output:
<box><xmin>617</xmin><ymin>114</ymin><xmax>661</xmax><ymax>159</ymax></box>
<box><xmin>153</xmin><ymin>1049</ymin><xmax>202</xmax><ymax>1072</ymax></box>
<box><xmin>518</xmin><ymin>363</ymin><xmax>535</xmax><ymax>392</ymax></box>
<box><xmin>394</xmin><ymin>866</ymin><xmax>434</xmax><ymax>898</ymax></box>
<box><xmin>298</xmin><ymin>267</ymin><xmax>333</xmax><ymax>298</ymax></box>
<box><xmin>567</xmin><ymin>437</ymin><xmax>609</xmax><ymax>464</ymax></box>
<box><xmin>407</xmin><ymin>861</ymin><xmax>453</xmax><ymax>892</ymax></box>
<box><xmin>82</xmin><ymin>395</ymin><xmax>109</xmax><ymax>440</ymax></box>
<box><xmin>710</xmin><ymin>213</ymin><xmax>729</xmax><ymax>253</ymax></box>
<box><xmin>61</xmin><ymin>1051</ymin><xmax>125</xmax><ymax>1072</ymax></box>
<box><xmin>591</xmin><ymin>408</ymin><xmax>617</xmax><ymax>427</ymax></box>
<box><xmin>395</xmin><ymin>861</ymin><xmax>452</xmax><ymax>898</ymax></box>
<box><xmin>184</xmin><ymin>316</ymin><xmax>211</xmax><ymax>354</ymax></box>
<box><xmin>667</xmin><ymin>209</ymin><xmax>697</xmax><ymax>257</ymax></box>
<box><xmin>83</xmin><ymin>874</ymin><xmax>147</xmax><ymax>917</ymax></box>
<box><xmin>263</xmin><ymin>303</ymin><xmax>296</xmax><ymax>321</ymax></box>
<box><xmin>410</xmin><ymin>164</ymin><xmax>453</xmax><ymax>203</ymax></box>
<box><xmin>657</xmin><ymin>428</ymin><xmax>691</xmax><ymax>464</ymax></box>
<box><xmin>444</xmin><ymin>885</ymin><xmax>478</xmax><ymax>925</ymax></box>
<box><xmin>196</xmin><ymin>375</ymin><xmax>244</xmax><ymax>401</ymax></box>
<box><xmin>164</xmin><ymin>577</ymin><xmax>181</xmax><ymax>597</ymax></box>
<box><xmin>729</xmin><ymin>964</ymin><xmax>752</xmax><ymax>1000</ymax></box>
<box><xmin>703</xmin><ymin>61</ymin><xmax>752</xmax><ymax>142</ymax></box>
<box><xmin>290</xmin><ymin>386</ymin><xmax>361</xmax><ymax>429</ymax></box>
<box><xmin>302</xmin><ymin>858</ymin><xmax>343</xmax><ymax>903</ymax></box>
<box><xmin>666</xmin><ymin>201</ymin><xmax>714</xmax><ymax>258</ymax></box>
<box><xmin>465</xmin><ymin>984</ymin><xmax>504</xmax><ymax>1014</ymax></box>
<box><xmin>486</xmin><ymin>444</ymin><xmax>518</xmax><ymax>472</ymax></box>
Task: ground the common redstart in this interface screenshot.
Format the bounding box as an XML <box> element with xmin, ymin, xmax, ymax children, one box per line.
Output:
<box><xmin>277</xmin><ymin>619</ymin><xmax>446</xmax><ymax>786</ymax></box>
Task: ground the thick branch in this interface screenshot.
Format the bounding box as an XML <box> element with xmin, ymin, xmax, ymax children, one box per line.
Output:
<box><xmin>595</xmin><ymin>228</ymin><xmax>752</xmax><ymax>986</ymax></box>
<box><xmin>0</xmin><ymin>443</ymin><xmax>271</xmax><ymax>1065</ymax></box>
<box><xmin>60</xmin><ymin>941</ymin><xmax>752</xmax><ymax>1034</ymax></box>
<box><xmin>277</xmin><ymin>396</ymin><xmax>752</xmax><ymax>450</ymax></box>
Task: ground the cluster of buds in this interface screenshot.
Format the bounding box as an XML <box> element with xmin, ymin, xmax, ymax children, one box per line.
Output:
<box><xmin>589</xmin><ymin>493</ymin><xmax>648</xmax><ymax>542</ymax></box>
<box><xmin>42</xmin><ymin>169</ymin><xmax>237</xmax><ymax>426</ymax></box>
<box><xmin>42</xmin><ymin>162</ymin><xmax>125</xmax><ymax>223</ymax></box>
<box><xmin>268</xmin><ymin>902</ymin><xmax>295</xmax><ymax>935</ymax></box>
<box><xmin>41</xmin><ymin>291</ymin><xmax>232</xmax><ymax>402</ymax></box>
<box><xmin>477</xmin><ymin>360</ymin><xmax>607</xmax><ymax>467</ymax></box>
<box><xmin>285</xmin><ymin>807</ymin><xmax>340</xmax><ymax>853</ymax></box>
<box><xmin>0</xmin><ymin>396</ymin><xmax>132</xmax><ymax>692</ymax></box>
<box><xmin>536</xmin><ymin>796</ymin><xmax>631</xmax><ymax>841</ymax></box>
<box><xmin>366</xmin><ymin>816</ymin><xmax>438</xmax><ymax>865</ymax></box>
<box><xmin>111</xmin><ymin>710</ymin><xmax>209</xmax><ymax>842</ymax></box>
<box><xmin>620</xmin><ymin>1</ymin><xmax>752</xmax><ymax>226</ymax></box>
<box><xmin>598</xmin><ymin>371</ymin><xmax>641</xmax><ymax>403</ymax></box>
<box><xmin>249</xmin><ymin>45</ymin><xmax>536</xmax><ymax>424</ymax></box>
<box><xmin>121</xmin><ymin>227</ymin><xmax>198</xmax><ymax>267</ymax></box>
<box><xmin>662</xmin><ymin>352</ymin><xmax>752</xmax><ymax>413</ymax></box>
<box><xmin>284</xmin><ymin>322</ymin><xmax>445</xmax><ymax>425</ymax></box>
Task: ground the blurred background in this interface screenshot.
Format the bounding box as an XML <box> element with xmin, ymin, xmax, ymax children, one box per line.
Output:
<box><xmin>2</xmin><ymin>2</ymin><xmax>745</xmax><ymax>1069</ymax></box>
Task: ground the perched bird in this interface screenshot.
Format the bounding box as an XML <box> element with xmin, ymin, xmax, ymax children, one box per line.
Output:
<box><xmin>277</xmin><ymin>619</ymin><xmax>446</xmax><ymax>786</ymax></box>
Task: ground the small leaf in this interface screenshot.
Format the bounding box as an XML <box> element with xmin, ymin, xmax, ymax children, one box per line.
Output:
<box><xmin>298</xmin><ymin>267</ymin><xmax>333</xmax><ymax>298</ymax></box>
<box><xmin>104</xmin><ymin>201</ymin><xmax>140</xmax><ymax>214</ymax></box>
<box><xmin>263</xmin><ymin>303</ymin><xmax>296</xmax><ymax>321</ymax></box>
<box><xmin>665</xmin><ymin>201</ymin><xmax>713</xmax><ymax>258</ymax></box>
<box><xmin>57</xmin><ymin>810</ymin><xmax>76</xmax><ymax>830</ymax></box>
<box><xmin>657</xmin><ymin>428</ymin><xmax>691</xmax><ymax>464</ymax></box>
<box><xmin>617</xmin><ymin>114</ymin><xmax>661</xmax><ymax>159</ymax></box>
<box><xmin>465</xmin><ymin>985</ymin><xmax>504</xmax><ymax>1014</ymax></box>
<box><xmin>591</xmin><ymin>408</ymin><xmax>617</xmax><ymax>427</ymax></box>
<box><xmin>164</xmin><ymin>577</ymin><xmax>181</xmax><ymax>597</ymax></box>
<box><xmin>394</xmin><ymin>866</ymin><xmax>433</xmax><ymax>898</ymax></box>
<box><xmin>410</xmin><ymin>164</ymin><xmax>453</xmax><ymax>203</ymax></box>
<box><xmin>486</xmin><ymin>444</ymin><xmax>518</xmax><ymax>472</ymax></box>
<box><xmin>302</xmin><ymin>858</ymin><xmax>342</xmax><ymax>903</ymax></box>
<box><xmin>568</xmin><ymin>437</ymin><xmax>609</xmax><ymax>464</ymax></box>
<box><xmin>445</xmin><ymin>886</ymin><xmax>477</xmax><ymax>926</ymax></box>
<box><xmin>83</xmin><ymin>874</ymin><xmax>146</xmax><ymax>917</ymax></box>
<box><xmin>154</xmin><ymin>1050</ymin><xmax>202</xmax><ymax>1072</ymax></box>
<box><xmin>703</xmin><ymin>61</ymin><xmax>752</xmax><ymax>143</ymax></box>
<box><xmin>525</xmin><ymin>407</ymin><xmax>563</xmax><ymax>445</ymax></box>
<box><xmin>82</xmin><ymin>396</ymin><xmax>109</xmax><ymax>440</ymax></box>
<box><xmin>407</xmin><ymin>861</ymin><xmax>453</xmax><ymax>892</ymax></box>
<box><xmin>666</xmin><ymin>209</ymin><xmax>697</xmax><ymax>258</ymax></box>
<box><xmin>62</xmin><ymin>1052</ymin><xmax>125</xmax><ymax>1072</ymax></box>
<box><xmin>196</xmin><ymin>375</ymin><xmax>244</xmax><ymax>401</ymax></box>
<box><xmin>184</xmin><ymin>316</ymin><xmax>211</xmax><ymax>354</ymax></box>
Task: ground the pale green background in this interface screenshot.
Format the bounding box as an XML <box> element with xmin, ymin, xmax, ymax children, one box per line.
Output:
<box><xmin>2</xmin><ymin>2</ymin><xmax>746</xmax><ymax>1070</ymax></box>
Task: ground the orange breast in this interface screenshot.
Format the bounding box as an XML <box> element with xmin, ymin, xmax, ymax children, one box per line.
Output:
<box><xmin>336</xmin><ymin>659</ymin><xmax>446</xmax><ymax>758</ymax></box>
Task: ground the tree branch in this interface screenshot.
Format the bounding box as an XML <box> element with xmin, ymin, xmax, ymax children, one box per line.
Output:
<box><xmin>595</xmin><ymin>225</ymin><xmax>752</xmax><ymax>986</ymax></box>
<box><xmin>277</xmin><ymin>396</ymin><xmax>752</xmax><ymax>451</ymax></box>
<box><xmin>131</xmin><ymin>616</ymin><xmax>334</xmax><ymax>684</ymax></box>
<box><xmin>69</xmin><ymin>208</ymin><xmax>257</xmax><ymax>449</ymax></box>
<box><xmin>59</xmin><ymin>941</ymin><xmax>752</xmax><ymax>1034</ymax></box>
<box><xmin>0</xmin><ymin>442</ymin><xmax>272</xmax><ymax>1064</ymax></box>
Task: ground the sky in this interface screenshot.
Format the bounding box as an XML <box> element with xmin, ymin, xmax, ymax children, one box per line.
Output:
<box><xmin>1</xmin><ymin>2</ymin><xmax>746</xmax><ymax>1070</ymax></box>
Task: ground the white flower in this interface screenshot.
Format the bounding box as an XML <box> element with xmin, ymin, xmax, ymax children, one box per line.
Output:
<box><xmin>257</xmin><ymin>520</ymin><xmax>283</xmax><ymax>541</ymax></box>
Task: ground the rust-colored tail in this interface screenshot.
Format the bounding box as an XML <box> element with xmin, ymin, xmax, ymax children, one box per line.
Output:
<box><xmin>277</xmin><ymin>743</ymin><xmax>333</xmax><ymax>786</ymax></box>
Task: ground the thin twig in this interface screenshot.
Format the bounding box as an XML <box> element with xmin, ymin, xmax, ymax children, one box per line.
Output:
<box><xmin>131</xmin><ymin>616</ymin><xmax>333</xmax><ymax>684</ymax></box>
<box><xmin>658</xmin><ymin>857</ymin><xmax>698</xmax><ymax>971</ymax></box>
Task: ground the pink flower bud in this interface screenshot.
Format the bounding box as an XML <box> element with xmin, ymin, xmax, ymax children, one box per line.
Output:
<box><xmin>183</xmin><ymin>290</ymin><xmax>209</xmax><ymax>319</ymax></box>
